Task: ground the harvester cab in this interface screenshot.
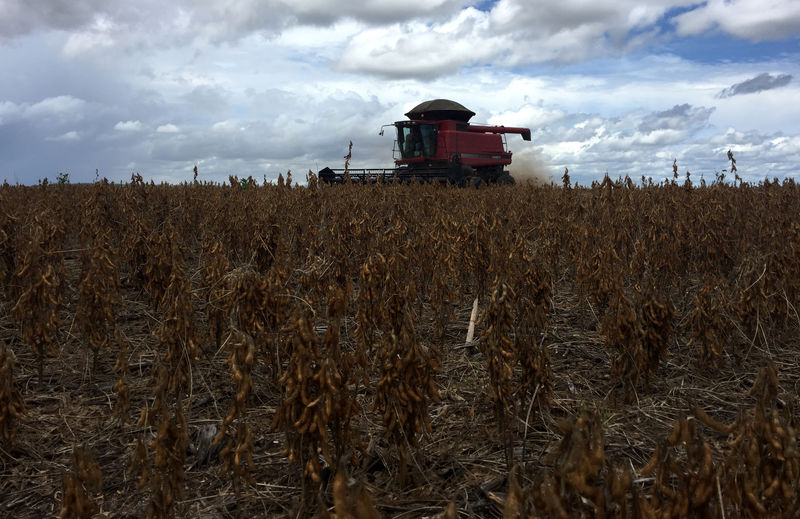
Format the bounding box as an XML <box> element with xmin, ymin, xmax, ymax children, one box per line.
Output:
<box><xmin>318</xmin><ymin>99</ymin><xmax>531</xmax><ymax>186</ymax></box>
<box><xmin>396</xmin><ymin>121</ymin><xmax>438</xmax><ymax>159</ymax></box>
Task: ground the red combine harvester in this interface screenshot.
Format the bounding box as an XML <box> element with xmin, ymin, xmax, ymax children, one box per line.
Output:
<box><xmin>318</xmin><ymin>99</ymin><xmax>531</xmax><ymax>186</ymax></box>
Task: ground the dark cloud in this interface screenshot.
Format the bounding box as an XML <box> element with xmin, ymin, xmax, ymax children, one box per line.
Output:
<box><xmin>0</xmin><ymin>0</ymin><xmax>470</xmax><ymax>46</ymax></box>
<box><xmin>0</xmin><ymin>1</ymin><xmax>106</xmax><ymax>39</ymax></box>
<box><xmin>182</xmin><ymin>86</ymin><xmax>230</xmax><ymax>116</ymax></box>
<box><xmin>0</xmin><ymin>75</ymin><xmax>392</xmax><ymax>183</ymax></box>
<box><xmin>717</xmin><ymin>73</ymin><xmax>792</xmax><ymax>98</ymax></box>
<box><xmin>655</xmin><ymin>104</ymin><xmax>692</xmax><ymax>118</ymax></box>
<box><xmin>290</xmin><ymin>0</ymin><xmax>471</xmax><ymax>26</ymax></box>
<box><xmin>638</xmin><ymin>104</ymin><xmax>714</xmax><ymax>133</ymax></box>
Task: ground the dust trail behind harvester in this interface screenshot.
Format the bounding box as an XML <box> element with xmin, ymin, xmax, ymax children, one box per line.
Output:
<box><xmin>509</xmin><ymin>150</ymin><xmax>551</xmax><ymax>185</ymax></box>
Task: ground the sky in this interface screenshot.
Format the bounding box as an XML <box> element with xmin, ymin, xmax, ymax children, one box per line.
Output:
<box><xmin>1</xmin><ymin>0</ymin><xmax>799</xmax><ymax>186</ymax></box>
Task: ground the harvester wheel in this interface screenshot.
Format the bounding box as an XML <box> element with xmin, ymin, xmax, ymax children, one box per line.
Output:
<box><xmin>455</xmin><ymin>164</ymin><xmax>475</xmax><ymax>186</ymax></box>
<box><xmin>465</xmin><ymin>176</ymin><xmax>484</xmax><ymax>188</ymax></box>
<box><xmin>497</xmin><ymin>173</ymin><xmax>515</xmax><ymax>185</ymax></box>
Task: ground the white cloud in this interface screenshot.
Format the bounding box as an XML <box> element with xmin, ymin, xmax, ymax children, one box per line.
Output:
<box><xmin>114</xmin><ymin>120</ymin><xmax>143</xmax><ymax>131</ymax></box>
<box><xmin>61</xmin><ymin>15</ymin><xmax>116</xmax><ymax>57</ymax></box>
<box><xmin>0</xmin><ymin>96</ymin><xmax>86</xmax><ymax>124</ymax></box>
<box><xmin>335</xmin><ymin>1</ymin><xmax>696</xmax><ymax>78</ymax></box>
<box><xmin>489</xmin><ymin>104</ymin><xmax>567</xmax><ymax>128</ymax></box>
<box><xmin>27</xmin><ymin>95</ymin><xmax>86</xmax><ymax>117</ymax></box>
<box><xmin>156</xmin><ymin>123</ymin><xmax>179</xmax><ymax>133</ymax></box>
<box><xmin>46</xmin><ymin>130</ymin><xmax>81</xmax><ymax>141</ymax></box>
<box><xmin>633</xmin><ymin>128</ymin><xmax>687</xmax><ymax>146</ymax></box>
<box><xmin>0</xmin><ymin>1</ymin><xmax>799</xmax><ymax>185</ymax></box>
<box><xmin>674</xmin><ymin>0</ymin><xmax>800</xmax><ymax>40</ymax></box>
<box><xmin>0</xmin><ymin>100</ymin><xmax>21</xmax><ymax>124</ymax></box>
<box><xmin>211</xmin><ymin>120</ymin><xmax>239</xmax><ymax>132</ymax></box>
<box><xmin>1</xmin><ymin>0</ymin><xmax>472</xmax><ymax>53</ymax></box>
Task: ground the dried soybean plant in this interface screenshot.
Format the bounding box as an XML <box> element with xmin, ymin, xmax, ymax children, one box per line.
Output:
<box><xmin>480</xmin><ymin>278</ymin><xmax>517</xmax><ymax>469</ymax></box>
<box><xmin>143</xmin><ymin>226</ymin><xmax>182</xmax><ymax>310</ymax></box>
<box><xmin>601</xmin><ymin>279</ymin><xmax>673</xmax><ymax>402</ymax></box>
<box><xmin>734</xmin><ymin>256</ymin><xmax>775</xmax><ymax>346</ymax></box>
<box><xmin>60</xmin><ymin>446</ymin><xmax>103</xmax><ymax>519</ymax></box>
<box><xmin>716</xmin><ymin>364</ymin><xmax>800</xmax><ymax>517</ymax></box>
<box><xmin>513</xmin><ymin>246</ymin><xmax>555</xmax><ymax>439</ymax></box>
<box><xmin>146</xmin><ymin>402</ymin><xmax>189</xmax><ymax>519</ymax></box>
<box><xmin>128</xmin><ymin>436</ymin><xmax>150</xmax><ymax>492</ymax></box>
<box><xmin>373</xmin><ymin>270</ymin><xmax>440</xmax><ymax>487</ymax></box>
<box><xmin>112</xmin><ymin>327</ymin><xmax>131</xmax><ymax>423</ymax></box>
<box><xmin>428</xmin><ymin>221</ymin><xmax>461</xmax><ymax>348</ymax></box>
<box><xmin>686</xmin><ymin>277</ymin><xmax>731</xmax><ymax>367</ymax></box>
<box><xmin>353</xmin><ymin>253</ymin><xmax>387</xmax><ymax>374</ymax></box>
<box><xmin>224</xmin><ymin>267</ymin><xmax>284</xmax><ymax>382</ymax></box>
<box><xmin>0</xmin><ymin>341</ymin><xmax>24</xmax><ymax>444</ymax></box>
<box><xmin>0</xmin><ymin>200</ymin><xmax>13</xmax><ymax>297</ymax></box>
<box><xmin>157</xmin><ymin>270</ymin><xmax>199</xmax><ymax>396</ymax></box>
<box><xmin>214</xmin><ymin>329</ymin><xmax>256</xmax><ymax>499</ymax></box>
<box><xmin>322</xmin><ymin>286</ymin><xmax>362</xmax><ymax>469</ymax></box>
<box><xmin>272</xmin><ymin>311</ymin><xmax>332</xmax><ymax>513</ymax></box>
<box><xmin>11</xmin><ymin>219</ymin><xmax>64</xmax><ymax>384</ymax></box>
<box><xmin>504</xmin><ymin>411</ymin><xmax>609</xmax><ymax>518</ymax></box>
<box><xmin>544</xmin><ymin>411</ymin><xmax>607</xmax><ymax>517</ymax></box>
<box><xmin>637</xmin><ymin>282</ymin><xmax>674</xmax><ymax>382</ymax></box>
<box><xmin>601</xmin><ymin>285</ymin><xmax>641</xmax><ymax>402</ymax></box>
<box><xmin>328</xmin><ymin>468</ymin><xmax>380</xmax><ymax>519</ymax></box>
<box><xmin>120</xmin><ymin>212</ymin><xmax>151</xmax><ymax>291</ymax></box>
<box><xmin>640</xmin><ymin>416</ymin><xmax>718</xmax><ymax>518</ymax></box>
<box><xmin>575</xmin><ymin>227</ymin><xmax>621</xmax><ymax>312</ymax></box>
<box><xmin>75</xmin><ymin>230</ymin><xmax>120</xmax><ymax>374</ymax></box>
<box><xmin>138</xmin><ymin>269</ymin><xmax>196</xmax><ymax>518</ymax></box>
<box><xmin>200</xmin><ymin>239</ymin><xmax>230</xmax><ymax>349</ymax></box>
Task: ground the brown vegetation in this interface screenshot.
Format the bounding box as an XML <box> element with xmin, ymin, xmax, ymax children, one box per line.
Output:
<box><xmin>0</xmin><ymin>174</ymin><xmax>799</xmax><ymax>517</ymax></box>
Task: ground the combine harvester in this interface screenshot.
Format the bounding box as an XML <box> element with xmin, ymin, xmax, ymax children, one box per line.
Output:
<box><xmin>318</xmin><ymin>99</ymin><xmax>531</xmax><ymax>186</ymax></box>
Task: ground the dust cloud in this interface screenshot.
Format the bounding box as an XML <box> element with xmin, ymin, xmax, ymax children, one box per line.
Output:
<box><xmin>509</xmin><ymin>150</ymin><xmax>552</xmax><ymax>185</ymax></box>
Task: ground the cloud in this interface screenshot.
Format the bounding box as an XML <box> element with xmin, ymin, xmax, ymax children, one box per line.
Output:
<box><xmin>673</xmin><ymin>0</ymin><xmax>800</xmax><ymax>40</ymax></box>
<box><xmin>1</xmin><ymin>0</ymin><xmax>798</xmax><ymax>76</ymax></box>
<box><xmin>0</xmin><ymin>96</ymin><xmax>86</xmax><ymax>125</ymax></box>
<box><xmin>717</xmin><ymin>72</ymin><xmax>793</xmax><ymax>98</ymax></box>
<box><xmin>183</xmin><ymin>86</ymin><xmax>229</xmax><ymax>116</ymax></box>
<box><xmin>0</xmin><ymin>0</ymin><xmax>108</xmax><ymax>39</ymax></box>
<box><xmin>156</xmin><ymin>123</ymin><xmax>179</xmax><ymax>133</ymax></box>
<box><xmin>525</xmin><ymin>101</ymin><xmax>734</xmax><ymax>181</ymax></box>
<box><xmin>1</xmin><ymin>2</ymin><xmax>799</xmax><ymax>186</ymax></box>
<box><xmin>288</xmin><ymin>0</ymin><xmax>471</xmax><ymax>25</ymax></box>
<box><xmin>337</xmin><ymin>10</ymin><xmax>500</xmax><ymax>79</ymax></box>
<box><xmin>489</xmin><ymin>103</ymin><xmax>567</xmax><ymax>129</ymax></box>
<box><xmin>62</xmin><ymin>15</ymin><xmax>116</xmax><ymax>57</ymax></box>
<box><xmin>335</xmin><ymin>0</ymin><xmax>800</xmax><ymax>79</ymax></box>
<box><xmin>336</xmin><ymin>3</ymin><xmax>631</xmax><ymax>78</ymax></box>
<box><xmin>114</xmin><ymin>120</ymin><xmax>143</xmax><ymax>131</ymax></box>
<box><xmin>2</xmin><ymin>1</ymin><xmax>796</xmax><ymax>78</ymax></box>
<box><xmin>46</xmin><ymin>130</ymin><xmax>81</xmax><ymax>141</ymax></box>
<box><xmin>28</xmin><ymin>95</ymin><xmax>86</xmax><ymax>116</ymax></box>
<box><xmin>0</xmin><ymin>0</ymin><xmax>470</xmax><ymax>50</ymax></box>
<box><xmin>638</xmin><ymin>103</ymin><xmax>715</xmax><ymax>132</ymax></box>
<box><xmin>143</xmin><ymin>91</ymin><xmax>390</xmax><ymax>174</ymax></box>
<box><xmin>333</xmin><ymin>1</ymin><xmax>695</xmax><ymax>79</ymax></box>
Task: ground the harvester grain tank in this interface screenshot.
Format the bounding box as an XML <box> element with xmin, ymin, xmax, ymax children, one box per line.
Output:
<box><xmin>318</xmin><ymin>99</ymin><xmax>531</xmax><ymax>186</ymax></box>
